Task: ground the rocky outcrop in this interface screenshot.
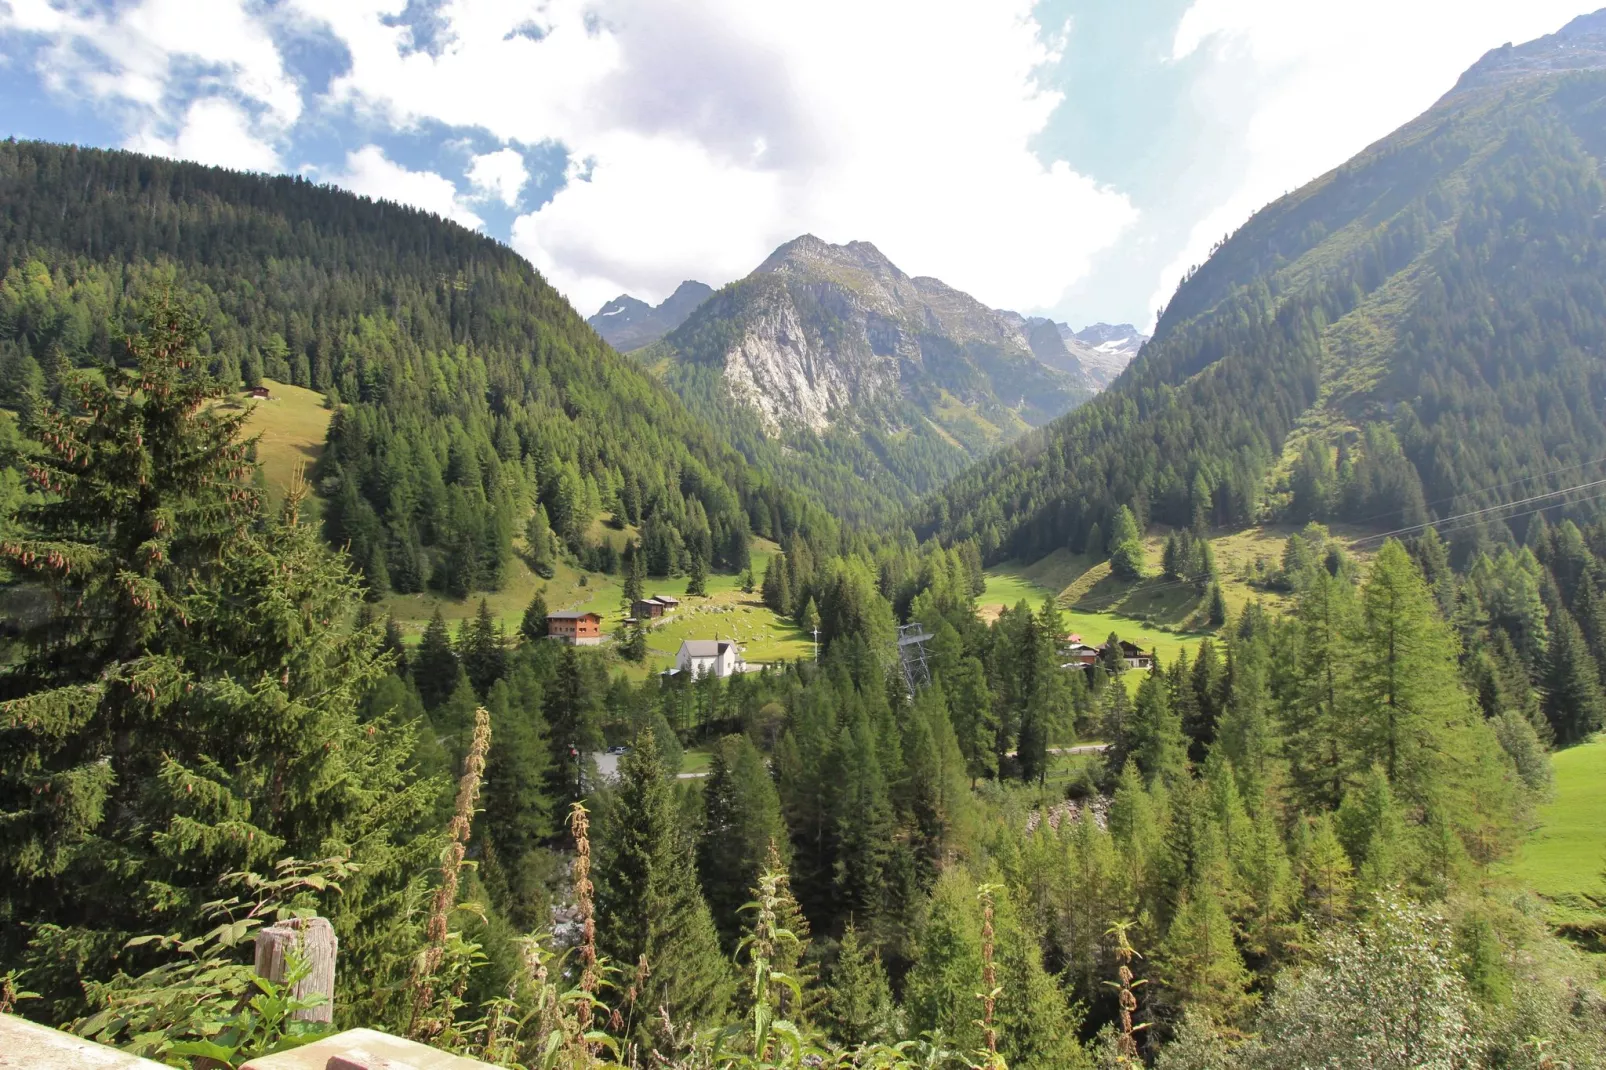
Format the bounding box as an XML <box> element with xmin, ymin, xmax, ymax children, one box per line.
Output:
<box><xmin>1448</xmin><ymin>9</ymin><xmax>1606</xmax><ymax>98</ymax></box>
<box><xmin>664</xmin><ymin>235</ymin><xmax>1087</xmax><ymax>443</ymax></box>
<box><xmin>1068</xmin><ymin>322</ymin><xmax>1147</xmax><ymax>388</ymax></box>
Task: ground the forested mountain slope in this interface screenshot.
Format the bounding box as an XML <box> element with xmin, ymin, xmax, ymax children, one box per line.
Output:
<box><xmin>638</xmin><ymin>235</ymin><xmax>1094</xmax><ymax>518</ymax></box>
<box><xmin>0</xmin><ymin>141</ymin><xmax>834</xmax><ymax>598</ymax></box>
<box><xmin>918</xmin><ymin>12</ymin><xmax>1606</xmax><ymax>566</ymax></box>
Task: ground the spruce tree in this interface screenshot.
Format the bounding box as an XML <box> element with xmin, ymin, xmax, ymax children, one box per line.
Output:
<box><xmin>460</xmin><ymin>598</ymin><xmax>507</xmax><ymax>696</ymax></box>
<box><xmin>0</xmin><ymin>294</ymin><xmax>437</xmax><ymax>1014</ymax></box>
<box><xmin>414</xmin><ymin>608</ymin><xmax>459</xmax><ymax>709</ymax></box>
<box><xmin>623</xmin><ymin>545</ymin><xmax>645</xmax><ymax>605</ymax></box>
<box><xmin>762</xmin><ymin>554</ymin><xmax>792</xmax><ymax>616</ymax></box>
<box><xmin>622</xmin><ymin>619</ymin><xmax>648</xmax><ymax>662</ymax></box>
<box><xmin>480</xmin><ymin>669</ymin><xmax>555</xmax><ymax>928</ymax></box>
<box><xmin>519</xmin><ymin>589</ymin><xmax>550</xmax><ymax>645</ymax></box>
<box><xmin>697</xmin><ymin>734</ymin><xmax>790</xmax><ymax>945</ymax></box>
<box><xmin>825</xmin><ymin>921</ymin><xmax>898</xmax><ymax>1047</ymax></box>
<box><xmin>1540</xmin><ymin>587</ymin><xmax>1606</xmax><ymax>744</ymax></box>
<box><xmin>594</xmin><ymin>726</ymin><xmax>735</xmax><ymax>1042</ymax></box>
<box><xmin>1102</xmin><ymin>675</ymin><xmax>1135</xmax><ymax>774</ymax></box>
<box><xmin>687</xmin><ymin>550</ymin><xmax>708</xmax><ymax>596</ymax></box>
<box><xmin>544</xmin><ymin>644</ymin><xmax>604</xmax><ymax>802</ymax></box>
<box><xmin>1130</xmin><ymin>664</ymin><xmax>1188</xmax><ymax>787</ymax></box>
<box><xmin>831</xmin><ymin>711</ymin><xmax>895</xmax><ymax>924</ymax></box>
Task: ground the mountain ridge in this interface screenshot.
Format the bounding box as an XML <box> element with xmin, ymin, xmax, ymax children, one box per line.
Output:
<box><xmin>918</xmin><ymin>11</ymin><xmax>1606</xmax><ymax>565</ymax></box>
<box><xmin>635</xmin><ymin>234</ymin><xmax>1096</xmax><ymax>516</ymax></box>
<box><xmin>589</xmin><ymin>279</ymin><xmax>714</xmax><ymax>351</ymax></box>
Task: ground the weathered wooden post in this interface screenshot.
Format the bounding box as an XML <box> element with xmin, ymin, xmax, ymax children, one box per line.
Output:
<box><xmin>254</xmin><ymin>915</ymin><xmax>337</xmax><ymax>1024</ymax></box>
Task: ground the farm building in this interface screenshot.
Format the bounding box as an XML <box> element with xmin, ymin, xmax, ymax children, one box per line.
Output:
<box><xmin>631</xmin><ymin>595</ymin><xmax>681</xmax><ymax>619</ymax></box>
<box><xmin>547</xmin><ymin>611</ymin><xmax>603</xmax><ymax>646</ymax></box>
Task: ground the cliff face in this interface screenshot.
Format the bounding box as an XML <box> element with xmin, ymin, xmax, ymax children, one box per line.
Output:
<box><xmin>660</xmin><ymin>234</ymin><xmax>1088</xmax><ymax>440</ymax></box>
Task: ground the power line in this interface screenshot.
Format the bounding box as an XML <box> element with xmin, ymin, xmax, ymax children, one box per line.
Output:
<box><xmin>1048</xmin><ymin>478</ymin><xmax>1606</xmax><ymax>609</ymax></box>
<box><xmin>1350</xmin><ymin>476</ymin><xmax>1606</xmax><ymax>546</ymax></box>
<box><xmin>1335</xmin><ymin>451</ymin><xmax>1606</xmax><ymax>530</ymax></box>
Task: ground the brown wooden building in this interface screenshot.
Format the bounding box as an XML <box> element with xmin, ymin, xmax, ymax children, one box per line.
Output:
<box><xmin>547</xmin><ymin>611</ymin><xmax>603</xmax><ymax>645</ymax></box>
<box><xmin>631</xmin><ymin>595</ymin><xmax>681</xmax><ymax>620</ymax></box>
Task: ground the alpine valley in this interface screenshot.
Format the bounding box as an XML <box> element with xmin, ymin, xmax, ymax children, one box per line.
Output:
<box><xmin>5</xmin><ymin>9</ymin><xmax>1606</xmax><ymax>1070</ymax></box>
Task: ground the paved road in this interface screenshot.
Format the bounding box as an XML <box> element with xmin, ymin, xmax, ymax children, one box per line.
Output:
<box><xmin>590</xmin><ymin>751</ymin><xmax>707</xmax><ymax>782</ymax></box>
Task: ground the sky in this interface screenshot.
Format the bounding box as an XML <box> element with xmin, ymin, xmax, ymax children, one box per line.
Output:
<box><xmin>0</xmin><ymin>1</ymin><xmax>1597</xmax><ymax>329</ymax></box>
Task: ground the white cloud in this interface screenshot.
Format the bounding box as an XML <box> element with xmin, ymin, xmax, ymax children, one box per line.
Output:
<box><xmin>2</xmin><ymin>0</ymin><xmax>300</xmax><ymax>127</ymax></box>
<box><xmin>327</xmin><ymin>145</ymin><xmax>484</xmax><ymax>229</ymax></box>
<box><xmin>127</xmin><ymin>96</ymin><xmax>282</xmax><ymax>172</ymax></box>
<box><xmin>1150</xmin><ymin>0</ymin><xmax>1589</xmax><ymax>321</ymax></box>
<box><xmin>294</xmin><ymin>0</ymin><xmax>1138</xmax><ymax>315</ymax></box>
<box><xmin>466</xmin><ymin>147</ymin><xmax>529</xmax><ymax>207</ymax></box>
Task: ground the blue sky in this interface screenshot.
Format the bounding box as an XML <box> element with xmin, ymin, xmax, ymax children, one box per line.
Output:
<box><xmin>0</xmin><ymin>1</ymin><xmax>1596</xmax><ymax>327</ymax></box>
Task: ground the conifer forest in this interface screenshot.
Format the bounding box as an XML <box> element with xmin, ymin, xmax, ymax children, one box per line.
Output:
<box><xmin>5</xmin><ymin>16</ymin><xmax>1606</xmax><ymax>1070</ymax></box>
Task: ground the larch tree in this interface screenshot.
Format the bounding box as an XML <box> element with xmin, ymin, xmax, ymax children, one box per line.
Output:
<box><xmin>1286</xmin><ymin>569</ymin><xmax>1360</xmax><ymax>813</ymax></box>
<box><xmin>1350</xmin><ymin>541</ymin><xmax>1483</xmax><ymax>808</ymax></box>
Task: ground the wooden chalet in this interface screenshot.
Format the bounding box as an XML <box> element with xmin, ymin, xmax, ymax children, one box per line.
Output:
<box><xmin>631</xmin><ymin>595</ymin><xmax>681</xmax><ymax>620</ymax></box>
<box><xmin>547</xmin><ymin>610</ymin><xmax>603</xmax><ymax>646</ymax></box>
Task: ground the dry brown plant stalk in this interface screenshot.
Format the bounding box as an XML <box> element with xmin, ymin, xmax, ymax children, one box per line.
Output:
<box><xmin>408</xmin><ymin>705</ymin><xmax>491</xmax><ymax>1038</ymax></box>
<box><xmin>569</xmin><ymin>800</ymin><xmax>599</xmax><ymax>1048</ymax></box>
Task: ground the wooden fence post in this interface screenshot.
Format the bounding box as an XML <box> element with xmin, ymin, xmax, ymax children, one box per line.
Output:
<box><xmin>254</xmin><ymin>915</ymin><xmax>337</xmax><ymax>1024</ymax></box>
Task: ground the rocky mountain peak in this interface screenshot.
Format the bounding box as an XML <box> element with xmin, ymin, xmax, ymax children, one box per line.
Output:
<box><xmin>588</xmin><ymin>280</ymin><xmax>714</xmax><ymax>352</ymax></box>
<box><xmin>1448</xmin><ymin>8</ymin><xmax>1606</xmax><ymax>97</ymax></box>
<box><xmin>755</xmin><ymin>234</ymin><xmax>905</xmax><ymax>280</ymax></box>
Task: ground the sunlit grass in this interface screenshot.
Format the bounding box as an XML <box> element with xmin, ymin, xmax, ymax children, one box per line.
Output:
<box><xmin>1507</xmin><ymin>735</ymin><xmax>1606</xmax><ymax>910</ymax></box>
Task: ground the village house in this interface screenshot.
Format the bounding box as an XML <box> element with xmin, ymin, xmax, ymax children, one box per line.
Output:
<box><xmin>1108</xmin><ymin>639</ymin><xmax>1154</xmax><ymax>670</ymax></box>
<box><xmin>1059</xmin><ymin>633</ymin><xmax>1153</xmax><ymax>671</ymax></box>
<box><xmin>547</xmin><ymin>610</ymin><xmax>603</xmax><ymax>646</ymax></box>
<box><xmin>672</xmin><ymin>638</ymin><xmax>744</xmax><ymax>679</ymax></box>
<box><xmin>631</xmin><ymin>595</ymin><xmax>680</xmax><ymax>620</ymax></box>
<box><xmin>246</xmin><ymin>385</ymin><xmax>273</xmax><ymax>400</ymax></box>
<box><xmin>1060</xmin><ymin>643</ymin><xmax>1101</xmax><ymax>669</ymax></box>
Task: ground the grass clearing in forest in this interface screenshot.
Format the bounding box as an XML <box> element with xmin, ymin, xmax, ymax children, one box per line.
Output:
<box><xmin>382</xmin><ymin>530</ymin><xmax>810</xmax><ymax>678</ymax></box>
<box><xmin>231</xmin><ymin>379</ymin><xmax>331</xmax><ymax>501</ymax></box>
<box><xmin>1508</xmin><ymin>735</ymin><xmax>1606</xmax><ymax>914</ymax></box>
<box><xmin>981</xmin><ymin>523</ymin><xmax>1382</xmax><ymax>671</ymax></box>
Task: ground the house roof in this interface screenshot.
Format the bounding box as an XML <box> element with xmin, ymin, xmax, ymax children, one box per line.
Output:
<box><xmin>680</xmin><ymin>639</ymin><xmax>736</xmax><ymax>657</ymax></box>
<box><xmin>548</xmin><ymin>611</ymin><xmax>602</xmax><ymax>621</ymax></box>
<box><xmin>654</xmin><ymin>595</ymin><xmax>680</xmax><ymax>605</ymax></box>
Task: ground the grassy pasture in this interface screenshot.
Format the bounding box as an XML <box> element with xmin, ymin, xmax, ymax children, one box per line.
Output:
<box><xmin>230</xmin><ymin>379</ymin><xmax>332</xmax><ymax>501</ymax></box>
<box><xmin>1507</xmin><ymin>735</ymin><xmax>1606</xmax><ymax>917</ymax></box>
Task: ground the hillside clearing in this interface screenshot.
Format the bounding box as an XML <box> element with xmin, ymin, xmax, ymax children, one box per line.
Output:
<box><xmin>1508</xmin><ymin>735</ymin><xmax>1606</xmax><ymax>920</ymax></box>
<box><xmin>231</xmin><ymin>379</ymin><xmax>331</xmax><ymax>500</ymax></box>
